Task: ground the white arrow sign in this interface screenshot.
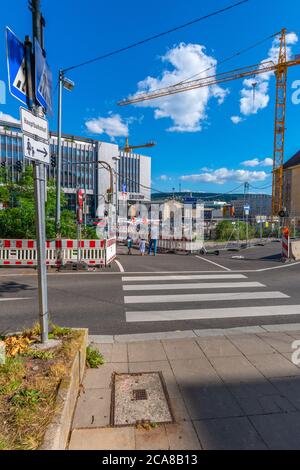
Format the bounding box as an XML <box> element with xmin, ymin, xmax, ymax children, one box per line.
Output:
<box><xmin>23</xmin><ymin>135</ymin><xmax>50</xmax><ymax>164</ymax></box>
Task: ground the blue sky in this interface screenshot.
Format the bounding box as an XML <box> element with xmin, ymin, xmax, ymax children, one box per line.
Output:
<box><xmin>1</xmin><ymin>0</ymin><xmax>300</xmax><ymax>195</ymax></box>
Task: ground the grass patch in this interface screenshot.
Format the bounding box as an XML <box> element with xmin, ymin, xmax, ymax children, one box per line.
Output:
<box><xmin>0</xmin><ymin>326</ymin><xmax>84</xmax><ymax>450</ymax></box>
<box><xmin>86</xmin><ymin>346</ymin><xmax>104</xmax><ymax>368</ymax></box>
<box><xmin>22</xmin><ymin>349</ymin><xmax>55</xmax><ymax>360</ymax></box>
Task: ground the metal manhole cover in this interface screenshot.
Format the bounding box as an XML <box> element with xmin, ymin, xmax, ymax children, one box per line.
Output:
<box><xmin>111</xmin><ymin>372</ymin><xmax>173</xmax><ymax>426</ymax></box>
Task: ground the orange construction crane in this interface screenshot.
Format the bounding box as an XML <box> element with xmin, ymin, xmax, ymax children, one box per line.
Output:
<box><xmin>118</xmin><ymin>29</ymin><xmax>300</xmax><ymax>217</ymax></box>
<box><xmin>122</xmin><ymin>137</ymin><xmax>156</xmax><ymax>153</ymax></box>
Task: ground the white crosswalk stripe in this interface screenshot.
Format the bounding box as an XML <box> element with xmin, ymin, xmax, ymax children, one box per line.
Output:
<box><xmin>123</xmin><ymin>281</ymin><xmax>265</xmax><ymax>291</ymax></box>
<box><xmin>126</xmin><ymin>305</ymin><xmax>300</xmax><ymax>322</ymax></box>
<box><xmin>124</xmin><ymin>291</ymin><xmax>288</xmax><ymax>304</ymax></box>
<box><xmin>122</xmin><ymin>272</ymin><xmax>294</xmax><ymax>323</ymax></box>
<box><xmin>122</xmin><ymin>274</ymin><xmax>247</xmax><ymax>282</ymax></box>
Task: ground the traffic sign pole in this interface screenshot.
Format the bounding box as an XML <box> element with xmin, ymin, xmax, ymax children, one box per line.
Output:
<box><xmin>30</xmin><ymin>0</ymin><xmax>49</xmax><ymax>343</ymax></box>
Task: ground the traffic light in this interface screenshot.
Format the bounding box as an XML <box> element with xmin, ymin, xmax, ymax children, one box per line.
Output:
<box><xmin>51</xmin><ymin>155</ymin><xmax>56</xmax><ymax>167</ymax></box>
<box><xmin>15</xmin><ymin>161</ymin><xmax>23</xmax><ymax>173</ymax></box>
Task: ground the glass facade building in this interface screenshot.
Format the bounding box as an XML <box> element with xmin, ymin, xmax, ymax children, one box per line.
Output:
<box><xmin>0</xmin><ymin>120</ymin><xmax>151</xmax><ymax>218</ymax></box>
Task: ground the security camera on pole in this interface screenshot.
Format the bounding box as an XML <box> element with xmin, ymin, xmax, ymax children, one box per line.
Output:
<box><xmin>6</xmin><ymin>0</ymin><xmax>52</xmax><ymax>343</ymax></box>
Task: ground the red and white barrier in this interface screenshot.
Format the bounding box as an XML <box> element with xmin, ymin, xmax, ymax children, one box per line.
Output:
<box><xmin>0</xmin><ymin>238</ymin><xmax>116</xmax><ymax>268</ymax></box>
<box><xmin>282</xmin><ymin>228</ymin><xmax>290</xmax><ymax>261</ymax></box>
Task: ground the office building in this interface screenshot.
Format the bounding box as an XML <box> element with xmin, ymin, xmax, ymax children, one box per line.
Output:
<box><xmin>0</xmin><ymin>119</ymin><xmax>151</xmax><ymax>220</ymax></box>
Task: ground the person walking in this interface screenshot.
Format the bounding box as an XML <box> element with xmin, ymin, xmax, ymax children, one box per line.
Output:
<box><xmin>127</xmin><ymin>234</ymin><xmax>133</xmax><ymax>255</ymax></box>
<box><xmin>139</xmin><ymin>236</ymin><xmax>146</xmax><ymax>256</ymax></box>
<box><xmin>148</xmin><ymin>223</ymin><xmax>159</xmax><ymax>256</ymax></box>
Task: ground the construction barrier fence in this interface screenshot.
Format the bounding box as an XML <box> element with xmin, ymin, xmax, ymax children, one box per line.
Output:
<box><xmin>0</xmin><ymin>238</ymin><xmax>116</xmax><ymax>268</ymax></box>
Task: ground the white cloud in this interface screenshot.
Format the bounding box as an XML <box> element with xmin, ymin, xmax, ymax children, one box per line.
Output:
<box><xmin>159</xmin><ymin>174</ymin><xmax>172</xmax><ymax>181</ymax></box>
<box><xmin>242</xmin><ymin>157</ymin><xmax>273</xmax><ymax>167</ymax></box>
<box><xmin>231</xmin><ymin>115</ymin><xmax>243</xmax><ymax>124</ymax></box>
<box><xmin>131</xmin><ymin>43</ymin><xmax>228</xmax><ymax>132</ymax></box>
<box><xmin>261</xmin><ymin>157</ymin><xmax>273</xmax><ymax>166</ymax></box>
<box><xmin>0</xmin><ymin>112</ymin><xmax>19</xmax><ymax>124</ymax></box>
<box><xmin>180</xmin><ymin>167</ymin><xmax>268</xmax><ymax>185</ymax></box>
<box><xmin>242</xmin><ymin>158</ymin><xmax>260</xmax><ymax>167</ymax></box>
<box><xmin>237</xmin><ymin>32</ymin><xmax>298</xmax><ymax>117</ymax></box>
<box><xmin>85</xmin><ymin>113</ymin><xmax>129</xmax><ymax>140</ymax></box>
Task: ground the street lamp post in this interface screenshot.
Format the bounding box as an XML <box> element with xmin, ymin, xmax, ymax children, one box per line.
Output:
<box><xmin>112</xmin><ymin>156</ymin><xmax>120</xmax><ymax>240</ymax></box>
<box><xmin>55</xmin><ymin>70</ymin><xmax>75</xmax><ymax>236</ymax></box>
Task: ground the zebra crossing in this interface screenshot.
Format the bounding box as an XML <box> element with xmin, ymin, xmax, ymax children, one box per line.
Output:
<box><xmin>121</xmin><ymin>272</ymin><xmax>299</xmax><ymax>323</ymax></box>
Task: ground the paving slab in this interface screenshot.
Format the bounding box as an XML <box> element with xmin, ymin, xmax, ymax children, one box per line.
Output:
<box><xmin>281</xmin><ymin>351</ymin><xmax>300</xmax><ymax>367</ymax></box>
<box><xmin>69</xmin><ymin>427</ymin><xmax>135</xmax><ymax>450</ymax></box>
<box><xmin>247</xmin><ymin>353</ymin><xmax>300</xmax><ymax>378</ymax></box>
<box><xmin>210</xmin><ymin>356</ymin><xmax>264</xmax><ymax>383</ymax></box>
<box><xmin>169</xmin><ymin>396</ymin><xmax>191</xmax><ymax>422</ymax></box>
<box><xmin>83</xmin><ymin>363</ymin><xmax>128</xmax><ymax>389</ymax></box>
<box><xmin>92</xmin><ymin>342</ymin><xmax>128</xmax><ymax>363</ymax></box>
<box><xmin>227</xmin><ymin>334</ymin><xmax>276</xmax><ymax>355</ymax></box>
<box><xmin>135</xmin><ymin>425</ymin><xmax>169</xmax><ymax>450</ymax></box>
<box><xmin>261</xmin><ymin>323</ymin><xmax>300</xmax><ymax>333</ymax></box>
<box><xmin>162</xmin><ymin>339</ymin><xmax>204</xmax><ymax>360</ymax></box>
<box><xmin>128</xmin><ymin>341</ymin><xmax>167</xmax><ymax>362</ymax></box>
<box><xmin>256</xmin><ymin>332</ymin><xmax>296</xmax><ymax>353</ymax></box>
<box><xmin>250</xmin><ymin>412</ymin><xmax>300</xmax><ymax>450</ymax></box>
<box><xmin>89</xmin><ymin>335</ymin><xmax>114</xmax><ymax>344</ymax></box>
<box><xmin>170</xmin><ymin>358</ymin><xmax>243</xmax><ymax>419</ymax></box>
<box><xmin>115</xmin><ymin>330</ymin><xmax>196</xmax><ymax>342</ymax></box>
<box><xmin>286</xmin><ymin>331</ymin><xmax>300</xmax><ymax>340</ymax></box>
<box><xmin>228</xmin><ymin>382</ymin><xmax>296</xmax><ymax>416</ymax></box>
<box><xmin>196</xmin><ymin>336</ymin><xmax>242</xmax><ymax>357</ymax></box>
<box><xmin>129</xmin><ymin>361</ymin><xmax>181</xmax><ymax>399</ymax></box>
<box><xmin>170</xmin><ymin>357</ymin><xmax>223</xmax><ymax>383</ymax></box>
<box><xmin>194</xmin><ymin>417</ymin><xmax>267</xmax><ymax>450</ymax></box>
<box><xmin>165</xmin><ymin>422</ymin><xmax>201</xmax><ymax>450</ymax></box>
<box><xmin>72</xmin><ymin>388</ymin><xmax>111</xmax><ymax>428</ymax></box>
<box><xmin>271</xmin><ymin>376</ymin><xmax>300</xmax><ymax>410</ymax></box>
<box><xmin>180</xmin><ymin>383</ymin><xmax>243</xmax><ymax>420</ymax></box>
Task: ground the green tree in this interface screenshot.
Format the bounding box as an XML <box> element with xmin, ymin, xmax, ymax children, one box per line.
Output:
<box><xmin>215</xmin><ymin>220</ymin><xmax>255</xmax><ymax>241</ymax></box>
<box><xmin>0</xmin><ymin>166</ymin><xmax>81</xmax><ymax>239</ymax></box>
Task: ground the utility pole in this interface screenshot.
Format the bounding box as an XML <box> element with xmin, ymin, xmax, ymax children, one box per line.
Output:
<box><xmin>55</xmin><ymin>69</ymin><xmax>63</xmax><ymax>235</ymax></box>
<box><xmin>30</xmin><ymin>0</ymin><xmax>48</xmax><ymax>342</ymax></box>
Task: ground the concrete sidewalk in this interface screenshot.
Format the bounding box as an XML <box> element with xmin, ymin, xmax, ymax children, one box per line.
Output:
<box><xmin>69</xmin><ymin>325</ymin><xmax>300</xmax><ymax>450</ymax></box>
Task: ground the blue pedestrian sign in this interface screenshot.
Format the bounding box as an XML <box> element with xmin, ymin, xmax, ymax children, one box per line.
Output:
<box><xmin>35</xmin><ymin>39</ymin><xmax>53</xmax><ymax>113</ymax></box>
<box><xmin>6</xmin><ymin>27</ymin><xmax>28</xmax><ymax>105</ymax></box>
<box><xmin>122</xmin><ymin>183</ymin><xmax>127</xmax><ymax>193</ymax></box>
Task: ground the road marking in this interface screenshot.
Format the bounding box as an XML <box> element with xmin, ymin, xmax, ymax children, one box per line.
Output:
<box><xmin>122</xmin><ymin>274</ymin><xmax>247</xmax><ymax>282</ymax></box>
<box><xmin>257</xmin><ymin>261</ymin><xmax>300</xmax><ymax>272</ymax></box>
<box><xmin>126</xmin><ymin>304</ymin><xmax>300</xmax><ymax>322</ymax></box>
<box><xmin>123</xmin><ymin>281</ymin><xmax>265</xmax><ymax>291</ymax></box>
<box><xmin>114</xmin><ymin>259</ymin><xmax>124</xmax><ymax>273</ymax></box>
<box><xmin>0</xmin><ymin>297</ymin><xmax>33</xmax><ymax>302</ymax></box>
<box><xmin>195</xmin><ymin>255</ymin><xmax>231</xmax><ymax>271</ymax></box>
<box><xmin>124</xmin><ymin>291</ymin><xmax>288</xmax><ymax>304</ymax></box>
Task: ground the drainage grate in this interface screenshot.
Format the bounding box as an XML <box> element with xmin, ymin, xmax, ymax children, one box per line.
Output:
<box><xmin>132</xmin><ymin>389</ymin><xmax>148</xmax><ymax>401</ymax></box>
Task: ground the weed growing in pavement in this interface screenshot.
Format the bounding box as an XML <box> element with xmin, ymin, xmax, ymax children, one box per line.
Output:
<box><xmin>86</xmin><ymin>346</ymin><xmax>104</xmax><ymax>368</ymax></box>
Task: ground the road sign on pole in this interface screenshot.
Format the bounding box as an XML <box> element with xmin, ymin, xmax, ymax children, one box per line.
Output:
<box><xmin>20</xmin><ymin>107</ymin><xmax>50</xmax><ymax>164</ymax></box>
<box><xmin>34</xmin><ymin>39</ymin><xmax>53</xmax><ymax>113</ymax></box>
<box><xmin>20</xmin><ymin>107</ymin><xmax>49</xmax><ymax>141</ymax></box>
<box><xmin>244</xmin><ymin>204</ymin><xmax>250</xmax><ymax>216</ymax></box>
<box><xmin>6</xmin><ymin>27</ymin><xmax>28</xmax><ymax>105</ymax></box>
<box><xmin>23</xmin><ymin>135</ymin><xmax>50</xmax><ymax>164</ymax></box>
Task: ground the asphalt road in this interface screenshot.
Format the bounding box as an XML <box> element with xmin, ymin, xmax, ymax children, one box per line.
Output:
<box><xmin>1</xmin><ymin>242</ymin><xmax>300</xmax><ymax>335</ymax></box>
